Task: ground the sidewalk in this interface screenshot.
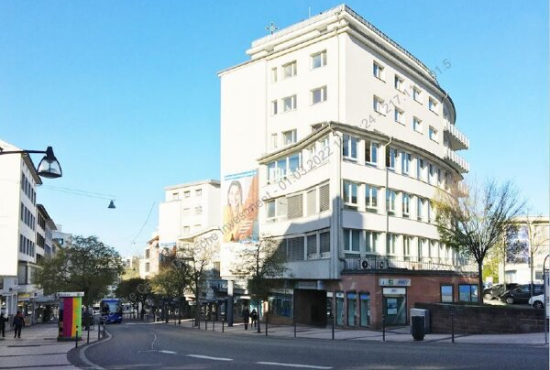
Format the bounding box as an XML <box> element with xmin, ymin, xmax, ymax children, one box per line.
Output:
<box><xmin>169</xmin><ymin>318</ymin><xmax>549</xmax><ymax>346</ymax></box>
<box><xmin>0</xmin><ymin>322</ymin><xmax>101</xmax><ymax>370</ymax></box>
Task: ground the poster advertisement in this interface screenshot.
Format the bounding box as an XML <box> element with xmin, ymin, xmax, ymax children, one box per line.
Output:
<box><xmin>221</xmin><ymin>170</ymin><xmax>259</xmax><ymax>243</ymax></box>
<box><xmin>386</xmin><ymin>298</ymin><xmax>397</xmax><ymax>315</ymax></box>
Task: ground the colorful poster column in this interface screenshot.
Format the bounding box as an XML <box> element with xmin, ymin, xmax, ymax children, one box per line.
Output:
<box><xmin>57</xmin><ymin>292</ymin><xmax>84</xmax><ymax>341</ymax></box>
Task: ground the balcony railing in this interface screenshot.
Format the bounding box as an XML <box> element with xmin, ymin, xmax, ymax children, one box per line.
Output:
<box><xmin>344</xmin><ymin>255</ymin><xmax>476</xmax><ymax>273</ymax></box>
<box><xmin>444</xmin><ymin>121</ymin><xmax>469</xmax><ymax>150</ymax></box>
<box><xmin>444</xmin><ymin>148</ymin><xmax>469</xmax><ymax>173</ymax></box>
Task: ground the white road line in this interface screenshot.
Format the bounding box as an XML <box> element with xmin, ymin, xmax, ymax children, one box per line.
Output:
<box><xmin>257</xmin><ymin>362</ymin><xmax>332</xmax><ymax>369</ymax></box>
<box><xmin>151</xmin><ymin>334</ymin><xmax>157</xmax><ymax>351</ymax></box>
<box><xmin>158</xmin><ymin>350</ymin><xmax>177</xmax><ymax>354</ymax></box>
<box><xmin>187</xmin><ymin>354</ymin><xmax>234</xmax><ymax>361</ymax></box>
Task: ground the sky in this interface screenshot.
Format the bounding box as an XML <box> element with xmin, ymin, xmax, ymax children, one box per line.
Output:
<box><xmin>1</xmin><ymin>0</ymin><xmax>548</xmax><ymax>258</ymax></box>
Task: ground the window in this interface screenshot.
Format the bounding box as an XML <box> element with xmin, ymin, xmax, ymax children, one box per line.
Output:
<box><xmin>429</xmin><ymin>126</ymin><xmax>438</xmax><ymax>142</ymax></box>
<box><xmin>287</xmin><ymin>237</ymin><xmax>305</xmax><ymax>261</ymax></box>
<box><xmin>401</xmin><ymin>152</ymin><xmax>411</xmax><ymax>175</ymax></box>
<box><xmin>183</xmin><ymin>226</ymin><xmax>190</xmax><ymax>234</ymax></box>
<box><xmin>319</xmin><ymin>231</ymin><xmax>330</xmax><ymax>255</ymax></box>
<box><xmin>365</xmin><ymin>185</ymin><xmax>378</xmax><ymax>211</ymax></box>
<box><xmin>365</xmin><ymin>231</ymin><xmax>378</xmax><ymax>253</ymax></box>
<box><xmin>417</xmin><ymin>197</ymin><xmax>425</xmax><ymax>221</ymax></box>
<box><xmin>385</xmin><ymin>147</ymin><xmax>397</xmax><ymax>169</ymax></box>
<box><xmin>172</xmin><ymin>192</ymin><xmax>179</xmax><ymax>200</ymax></box>
<box><xmin>319</xmin><ymin>184</ymin><xmax>330</xmax><ymax>212</ymax></box>
<box><xmin>307</xmin><ymin>234</ymin><xmax>317</xmax><ymax>259</ymax></box>
<box><xmin>429</xmin><ymin>97</ymin><xmax>438</xmax><ymax>112</ymax></box>
<box><xmin>441</xmin><ymin>285</ymin><xmax>453</xmax><ymax>303</ymax></box>
<box><xmin>145</xmin><ymin>249</ymin><xmax>150</xmax><ymax>259</ymax></box>
<box><xmin>417</xmin><ymin>158</ymin><xmax>425</xmax><ymax>180</ymax></box>
<box><xmin>394</xmin><ymin>107</ymin><xmax>404</xmax><ymax>124</ymax></box>
<box><xmin>342</xmin><ymin>134</ymin><xmax>358</xmax><ymax>160</ymax></box>
<box><xmin>373</xmin><ymin>61</ymin><xmax>385</xmax><ymax>80</ymax></box>
<box><xmin>195</xmin><ymin>189</ymin><xmax>202</xmax><ymax>196</ymax></box>
<box><xmin>271</xmin><ymin>100</ymin><xmax>278</xmax><ymax>115</ymax></box>
<box><xmin>386</xmin><ymin>233</ymin><xmax>397</xmax><ymax>255</ymax></box>
<box><xmin>283</xmin><ymin>130</ymin><xmax>297</xmax><ymax>146</ymax></box>
<box><xmin>428</xmin><ymin>164</ymin><xmax>435</xmax><ymax>184</ymax></box>
<box><xmin>404</xmin><ymin>236</ymin><xmax>412</xmax><ymax>260</ymax></box>
<box><xmin>283</xmin><ymin>61</ymin><xmax>297</xmax><ymax>78</ymax></box>
<box><xmin>413</xmin><ymin>117</ymin><xmax>422</xmax><ymax>133</ymax></box>
<box><xmin>287</xmin><ymin>194</ymin><xmax>303</xmax><ymax>219</ymax></box>
<box><xmin>267</xmin><ymin>153</ymin><xmax>301</xmax><ymax>182</ymax></box>
<box><xmin>271</xmin><ymin>67</ymin><xmax>277</xmax><ymax>82</ymax></box>
<box><xmin>402</xmin><ymin>193</ymin><xmax>410</xmax><ymax>216</ymax></box>
<box><xmin>413</xmin><ymin>87</ymin><xmax>421</xmax><ymax>102</ymax></box>
<box><xmin>386</xmin><ymin>189</ymin><xmax>396</xmax><ymax>214</ymax></box>
<box><xmin>266</xmin><ymin>198</ymin><xmax>287</xmax><ymax>221</ymax></box>
<box><xmin>365</xmin><ymin>141</ymin><xmax>378</xmax><ymax>165</ymax></box>
<box><xmin>344</xmin><ymin>229</ymin><xmax>360</xmax><ymax>252</ymax></box>
<box><xmin>282</xmin><ymin>95</ymin><xmax>297</xmax><ymax>112</ymax></box>
<box><xmin>459</xmin><ymin>284</ymin><xmax>478</xmax><ymax>302</ymax></box>
<box><xmin>311</xmin><ymin>86</ymin><xmax>327</xmax><ymax>104</ymax></box>
<box><xmin>343</xmin><ymin>181</ymin><xmax>358</xmax><ymax>208</ymax></box>
<box><xmin>184</xmin><ymin>191</ymin><xmax>190</xmax><ymax>198</ymax></box>
<box><xmin>373</xmin><ymin>96</ymin><xmax>384</xmax><ymax>114</ymax></box>
<box><xmin>307</xmin><ymin>189</ymin><xmax>317</xmax><ymax>216</ymax></box>
<box><xmin>195</xmin><ymin>206</ymin><xmax>202</xmax><ymax>214</ymax></box>
<box><xmin>270</xmin><ymin>133</ymin><xmax>278</xmax><ymax>150</ymax></box>
<box><xmin>394</xmin><ymin>75</ymin><xmax>403</xmax><ymax>90</ymax></box>
<box><xmin>311</xmin><ymin>51</ymin><xmax>326</xmax><ymax>69</ymax></box>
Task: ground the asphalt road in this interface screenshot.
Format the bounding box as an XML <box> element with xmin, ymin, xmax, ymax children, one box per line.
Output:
<box><xmin>71</xmin><ymin>322</ymin><xmax>548</xmax><ymax>370</ymax></box>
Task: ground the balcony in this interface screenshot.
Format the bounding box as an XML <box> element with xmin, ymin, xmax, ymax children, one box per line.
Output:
<box><xmin>344</xmin><ymin>256</ymin><xmax>476</xmax><ymax>273</ymax></box>
<box><xmin>443</xmin><ymin>121</ymin><xmax>469</xmax><ymax>150</ymax></box>
<box><xmin>444</xmin><ymin>148</ymin><xmax>469</xmax><ymax>173</ymax></box>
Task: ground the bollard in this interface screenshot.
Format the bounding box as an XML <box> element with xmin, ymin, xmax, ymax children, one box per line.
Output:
<box><xmin>213</xmin><ymin>319</ymin><xmax>215</xmax><ymax>331</ymax></box>
<box><xmin>103</xmin><ymin>322</ymin><xmax>106</xmax><ymax>339</ymax></box>
<box><xmin>222</xmin><ymin>318</ymin><xmax>225</xmax><ymax>333</ymax></box>
<box><xmin>383</xmin><ymin>315</ymin><xmax>387</xmax><ymax>341</ymax></box>
<box><xmin>75</xmin><ymin>326</ymin><xmax>79</xmax><ymax>348</ymax></box>
<box><xmin>451</xmin><ymin>313</ymin><xmax>455</xmax><ymax>344</ymax></box>
<box><xmin>98</xmin><ymin>321</ymin><xmax>101</xmax><ymax>340</ymax></box>
<box><xmin>331</xmin><ymin>315</ymin><xmax>335</xmax><ymax>340</ymax></box>
<box><xmin>294</xmin><ymin>316</ymin><xmax>296</xmax><ymax>338</ymax></box>
<box><xmin>87</xmin><ymin>325</ymin><xmax>90</xmax><ymax>344</ymax></box>
<box><xmin>265</xmin><ymin>312</ymin><xmax>268</xmax><ymax>336</ymax></box>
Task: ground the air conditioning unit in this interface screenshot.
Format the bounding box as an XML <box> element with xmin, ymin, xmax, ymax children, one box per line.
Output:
<box><xmin>360</xmin><ymin>258</ymin><xmax>370</xmax><ymax>270</ymax></box>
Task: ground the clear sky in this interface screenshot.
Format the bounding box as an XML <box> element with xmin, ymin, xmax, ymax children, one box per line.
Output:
<box><xmin>1</xmin><ymin>0</ymin><xmax>548</xmax><ymax>257</ymax></box>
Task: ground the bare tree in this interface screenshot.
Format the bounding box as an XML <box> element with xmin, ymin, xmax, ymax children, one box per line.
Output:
<box><xmin>434</xmin><ymin>180</ymin><xmax>524</xmax><ymax>303</ymax></box>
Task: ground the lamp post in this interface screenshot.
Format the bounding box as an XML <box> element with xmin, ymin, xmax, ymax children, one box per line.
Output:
<box><xmin>0</xmin><ymin>146</ymin><xmax>63</xmax><ymax>178</ymax></box>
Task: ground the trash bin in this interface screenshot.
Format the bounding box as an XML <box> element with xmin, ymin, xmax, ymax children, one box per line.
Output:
<box><xmin>411</xmin><ymin>316</ymin><xmax>424</xmax><ymax>341</ymax></box>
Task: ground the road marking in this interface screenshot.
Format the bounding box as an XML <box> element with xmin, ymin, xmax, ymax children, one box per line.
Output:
<box><xmin>257</xmin><ymin>362</ymin><xmax>332</xmax><ymax>369</ymax></box>
<box><xmin>158</xmin><ymin>350</ymin><xmax>177</xmax><ymax>354</ymax></box>
<box><xmin>151</xmin><ymin>334</ymin><xmax>157</xmax><ymax>351</ymax></box>
<box><xmin>187</xmin><ymin>354</ymin><xmax>233</xmax><ymax>361</ymax></box>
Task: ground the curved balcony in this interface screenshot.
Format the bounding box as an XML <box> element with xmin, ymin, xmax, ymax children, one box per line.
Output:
<box><xmin>444</xmin><ymin>121</ymin><xmax>469</xmax><ymax>150</ymax></box>
<box><xmin>444</xmin><ymin>148</ymin><xmax>469</xmax><ymax>173</ymax></box>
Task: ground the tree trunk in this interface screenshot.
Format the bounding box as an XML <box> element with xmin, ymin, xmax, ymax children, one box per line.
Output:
<box><xmin>478</xmin><ymin>261</ymin><xmax>484</xmax><ymax>304</ymax></box>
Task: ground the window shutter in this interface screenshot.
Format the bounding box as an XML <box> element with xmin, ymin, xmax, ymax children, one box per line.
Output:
<box><xmin>319</xmin><ymin>184</ymin><xmax>330</xmax><ymax>212</ymax></box>
<box><xmin>287</xmin><ymin>194</ymin><xmax>303</xmax><ymax>219</ymax></box>
<box><xmin>307</xmin><ymin>189</ymin><xmax>317</xmax><ymax>216</ymax></box>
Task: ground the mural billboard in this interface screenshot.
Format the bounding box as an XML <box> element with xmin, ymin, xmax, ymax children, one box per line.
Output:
<box><xmin>221</xmin><ymin>170</ymin><xmax>259</xmax><ymax>243</ymax></box>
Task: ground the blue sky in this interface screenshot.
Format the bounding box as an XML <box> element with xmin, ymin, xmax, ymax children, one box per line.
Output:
<box><xmin>1</xmin><ymin>0</ymin><xmax>548</xmax><ymax>257</ymax></box>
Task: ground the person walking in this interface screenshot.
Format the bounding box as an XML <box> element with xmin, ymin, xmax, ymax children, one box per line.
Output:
<box><xmin>0</xmin><ymin>312</ymin><xmax>7</xmax><ymax>337</ymax></box>
<box><xmin>13</xmin><ymin>311</ymin><xmax>24</xmax><ymax>339</ymax></box>
<box><xmin>242</xmin><ymin>306</ymin><xmax>250</xmax><ymax>330</ymax></box>
<box><xmin>250</xmin><ymin>309</ymin><xmax>258</xmax><ymax>328</ymax></box>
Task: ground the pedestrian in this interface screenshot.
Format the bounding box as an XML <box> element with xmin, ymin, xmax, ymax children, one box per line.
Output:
<box><xmin>13</xmin><ymin>311</ymin><xmax>24</xmax><ymax>339</ymax></box>
<box><xmin>140</xmin><ymin>307</ymin><xmax>146</xmax><ymax>321</ymax></box>
<box><xmin>250</xmin><ymin>309</ymin><xmax>258</xmax><ymax>328</ymax></box>
<box><xmin>0</xmin><ymin>312</ymin><xmax>7</xmax><ymax>337</ymax></box>
<box><xmin>242</xmin><ymin>306</ymin><xmax>250</xmax><ymax>330</ymax></box>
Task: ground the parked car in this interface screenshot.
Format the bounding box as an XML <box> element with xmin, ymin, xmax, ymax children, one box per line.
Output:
<box><xmin>500</xmin><ymin>284</ymin><xmax>544</xmax><ymax>304</ymax></box>
<box><xmin>483</xmin><ymin>283</ymin><xmax>518</xmax><ymax>300</ymax></box>
<box><xmin>529</xmin><ymin>294</ymin><xmax>545</xmax><ymax>309</ymax></box>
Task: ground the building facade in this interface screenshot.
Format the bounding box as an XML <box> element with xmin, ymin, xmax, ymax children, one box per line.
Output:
<box><xmin>219</xmin><ymin>5</ymin><xmax>476</xmax><ymax>328</ymax></box>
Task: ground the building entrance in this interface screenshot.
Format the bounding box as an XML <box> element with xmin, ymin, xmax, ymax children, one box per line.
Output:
<box><xmin>382</xmin><ymin>288</ymin><xmax>407</xmax><ymax>325</ymax></box>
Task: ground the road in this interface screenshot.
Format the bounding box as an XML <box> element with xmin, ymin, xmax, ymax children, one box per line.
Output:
<box><xmin>73</xmin><ymin>322</ymin><xmax>548</xmax><ymax>370</ymax></box>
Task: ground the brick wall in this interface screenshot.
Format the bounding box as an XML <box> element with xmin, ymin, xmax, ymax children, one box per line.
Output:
<box><xmin>414</xmin><ymin>303</ymin><xmax>545</xmax><ymax>334</ymax></box>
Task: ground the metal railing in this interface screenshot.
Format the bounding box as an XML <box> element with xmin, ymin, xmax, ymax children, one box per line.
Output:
<box><xmin>444</xmin><ymin>148</ymin><xmax>470</xmax><ymax>173</ymax></box>
<box><xmin>444</xmin><ymin>121</ymin><xmax>469</xmax><ymax>149</ymax></box>
<box><xmin>345</xmin><ymin>255</ymin><xmax>476</xmax><ymax>273</ymax></box>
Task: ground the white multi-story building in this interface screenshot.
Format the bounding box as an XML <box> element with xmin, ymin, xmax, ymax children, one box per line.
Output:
<box><xmin>0</xmin><ymin>139</ymin><xmax>41</xmax><ymax>317</ymax></box>
<box><xmin>158</xmin><ymin>179</ymin><xmax>221</xmax><ymax>250</ymax></box>
<box><xmin>219</xmin><ymin>5</ymin><xmax>476</xmax><ymax>328</ymax></box>
<box><xmin>141</xmin><ymin>234</ymin><xmax>160</xmax><ymax>279</ymax></box>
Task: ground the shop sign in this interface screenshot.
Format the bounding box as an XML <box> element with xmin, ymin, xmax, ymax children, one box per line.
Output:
<box><xmin>56</xmin><ymin>292</ymin><xmax>84</xmax><ymax>298</ymax></box>
<box><xmin>379</xmin><ymin>278</ymin><xmax>411</xmax><ymax>287</ymax></box>
<box><xmin>297</xmin><ymin>281</ymin><xmax>317</xmax><ymax>290</ymax></box>
<box><xmin>382</xmin><ymin>288</ymin><xmax>406</xmax><ymax>295</ymax></box>
<box><xmin>335</xmin><ymin>292</ymin><xmax>345</xmax><ymax>298</ymax></box>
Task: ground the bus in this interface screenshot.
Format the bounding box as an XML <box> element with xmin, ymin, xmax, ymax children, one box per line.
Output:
<box><xmin>100</xmin><ymin>298</ymin><xmax>123</xmax><ymax>324</ymax></box>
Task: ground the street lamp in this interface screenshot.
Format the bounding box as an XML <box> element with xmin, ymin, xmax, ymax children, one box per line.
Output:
<box><xmin>0</xmin><ymin>146</ymin><xmax>63</xmax><ymax>178</ymax></box>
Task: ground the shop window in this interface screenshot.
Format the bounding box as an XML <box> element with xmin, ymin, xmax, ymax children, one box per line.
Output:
<box><xmin>359</xmin><ymin>293</ymin><xmax>370</xmax><ymax>326</ymax></box>
<box><xmin>335</xmin><ymin>292</ymin><xmax>345</xmax><ymax>326</ymax></box>
<box><xmin>441</xmin><ymin>285</ymin><xmax>453</xmax><ymax>303</ymax></box>
<box><xmin>459</xmin><ymin>284</ymin><xmax>478</xmax><ymax>302</ymax></box>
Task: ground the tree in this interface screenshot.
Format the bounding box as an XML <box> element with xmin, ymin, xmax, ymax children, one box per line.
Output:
<box><xmin>115</xmin><ymin>277</ymin><xmax>152</xmax><ymax>312</ymax></box>
<box><xmin>516</xmin><ymin>215</ymin><xmax>549</xmax><ymax>296</ymax></box>
<box><xmin>434</xmin><ymin>180</ymin><xmax>524</xmax><ymax>303</ymax></box>
<box><xmin>177</xmin><ymin>233</ymin><xmax>220</xmax><ymax>326</ymax></box>
<box><xmin>35</xmin><ymin>235</ymin><xmax>124</xmax><ymax>307</ymax></box>
<box><xmin>231</xmin><ymin>237</ymin><xmax>288</xmax><ymax>317</ymax></box>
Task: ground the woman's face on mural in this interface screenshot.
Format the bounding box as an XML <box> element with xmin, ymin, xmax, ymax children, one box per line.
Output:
<box><xmin>228</xmin><ymin>183</ymin><xmax>242</xmax><ymax>208</ymax></box>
